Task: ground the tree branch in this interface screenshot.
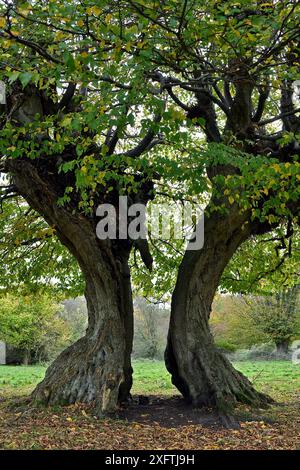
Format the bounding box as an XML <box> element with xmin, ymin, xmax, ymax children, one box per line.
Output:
<box><xmin>123</xmin><ymin>114</ymin><xmax>162</xmax><ymax>158</ymax></box>
<box><xmin>258</xmin><ymin>107</ymin><xmax>300</xmax><ymax>126</ymax></box>
<box><xmin>58</xmin><ymin>83</ymin><xmax>76</xmax><ymax>110</ymax></box>
<box><xmin>252</xmin><ymin>86</ymin><xmax>270</xmax><ymax>123</ymax></box>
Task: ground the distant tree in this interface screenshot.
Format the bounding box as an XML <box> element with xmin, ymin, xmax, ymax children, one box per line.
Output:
<box><xmin>210</xmin><ymin>287</ymin><xmax>300</xmax><ymax>354</ymax></box>
<box><xmin>247</xmin><ymin>286</ymin><xmax>300</xmax><ymax>354</ymax></box>
<box><xmin>210</xmin><ymin>294</ymin><xmax>267</xmax><ymax>350</ymax></box>
<box><xmin>0</xmin><ymin>291</ymin><xmax>71</xmax><ymax>364</ymax></box>
<box><xmin>61</xmin><ymin>297</ymin><xmax>88</xmax><ymax>343</ymax></box>
<box><xmin>133</xmin><ymin>297</ymin><xmax>168</xmax><ymax>360</ymax></box>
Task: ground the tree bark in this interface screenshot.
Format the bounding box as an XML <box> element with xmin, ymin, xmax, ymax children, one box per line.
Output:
<box><xmin>23</xmin><ymin>349</ymin><xmax>30</xmax><ymax>366</ymax></box>
<box><xmin>275</xmin><ymin>340</ymin><xmax>289</xmax><ymax>355</ymax></box>
<box><xmin>9</xmin><ymin>160</ymin><xmax>134</xmax><ymax>414</ymax></box>
<box><xmin>165</xmin><ymin>205</ymin><xmax>272</xmax><ymax>411</ymax></box>
<box><xmin>32</xmin><ymin>253</ymin><xmax>133</xmax><ymax>413</ymax></box>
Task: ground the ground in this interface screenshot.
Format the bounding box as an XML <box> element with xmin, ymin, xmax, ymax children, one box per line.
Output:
<box><xmin>0</xmin><ymin>360</ymin><xmax>300</xmax><ymax>450</ymax></box>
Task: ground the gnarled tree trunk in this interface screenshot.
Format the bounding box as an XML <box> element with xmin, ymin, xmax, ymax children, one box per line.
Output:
<box><xmin>165</xmin><ymin>205</ymin><xmax>272</xmax><ymax>411</ymax></box>
<box><xmin>10</xmin><ymin>159</ymin><xmax>134</xmax><ymax>414</ymax></box>
<box><xmin>32</xmin><ymin>249</ymin><xmax>133</xmax><ymax>413</ymax></box>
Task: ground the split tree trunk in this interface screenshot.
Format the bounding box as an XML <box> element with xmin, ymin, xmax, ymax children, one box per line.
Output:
<box><xmin>165</xmin><ymin>205</ymin><xmax>272</xmax><ymax>411</ymax></box>
<box><xmin>10</xmin><ymin>160</ymin><xmax>134</xmax><ymax>414</ymax></box>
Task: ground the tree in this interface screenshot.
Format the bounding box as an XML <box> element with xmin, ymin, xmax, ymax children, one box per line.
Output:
<box><xmin>222</xmin><ymin>227</ymin><xmax>300</xmax><ymax>295</ymax></box>
<box><xmin>210</xmin><ymin>294</ymin><xmax>268</xmax><ymax>351</ymax></box>
<box><xmin>210</xmin><ymin>289</ymin><xmax>300</xmax><ymax>354</ymax></box>
<box><xmin>126</xmin><ymin>1</ymin><xmax>300</xmax><ymax>409</ymax></box>
<box><xmin>61</xmin><ymin>297</ymin><xmax>88</xmax><ymax>343</ymax></box>
<box><xmin>0</xmin><ymin>291</ymin><xmax>70</xmax><ymax>364</ymax></box>
<box><xmin>0</xmin><ymin>1</ymin><xmax>299</xmax><ymax>414</ymax></box>
<box><xmin>247</xmin><ymin>286</ymin><xmax>300</xmax><ymax>354</ymax></box>
<box><xmin>133</xmin><ymin>297</ymin><xmax>168</xmax><ymax>359</ymax></box>
<box><xmin>0</xmin><ymin>1</ymin><xmax>159</xmax><ymax>413</ymax></box>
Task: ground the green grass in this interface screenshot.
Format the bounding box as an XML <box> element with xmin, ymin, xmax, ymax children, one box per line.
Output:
<box><xmin>0</xmin><ymin>364</ymin><xmax>46</xmax><ymax>396</ymax></box>
<box><xmin>0</xmin><ymin>360</ymin><xmax>299</xmax><ymax>399</ymax></box>
<box><xmin>233</xmin><ymin>360</ymin><xmax>300</xmax><ymax>398</ymax></box>
<box><xmin>132</xmin><ymin>359</ymin><xmax>175</xmax><ymax>395</ymax></box>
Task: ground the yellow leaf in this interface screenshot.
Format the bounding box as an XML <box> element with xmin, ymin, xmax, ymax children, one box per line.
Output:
<box><xmin>60</xmin><ymin>117</ymin><xmax>72</xmax><ymax>128</ymax></box>
<box><xmin>247</xmin><ymin>33</ymin><xmax>256</xmax><ymax>41</ymax></box>
<box><xmin>87</xmin><ymin>6</ymin><xmax>102</xmax><ymax>16</ymax></box>
<box><xmin>0</xmin><ymin>17</ymin><xmax>6</xmax><ymax>28</ymax></box>
<box><xmin>272</xmin><ymin>163</ymin><xmax>281</xmax><ymax>173</ymax></box>
<box><xmin>55</xmin><ymin>32</ymin><xmax>66</xmax><ymax>41</ymax></box>
<box><xmin>18</xmin><ymin>8</ymin><xmax>31</xmax><ymax>17</ymax></box>
<box><xmin>228</xmin><ymin>196</ymin><xmax>234</xmax><ymax>205</ymax></box>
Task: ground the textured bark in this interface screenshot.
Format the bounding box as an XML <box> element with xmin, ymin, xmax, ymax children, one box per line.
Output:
<box><xmin>32</xmin><ymin>257</ymin><xmax>133</xmax><ymax>413</ymax></box>
<box><xmin>165</xmin><ymin>205</ymin><xmax>272</xmax><ymax>411</ymax></box>
<box><xmin>10</xmin><ymin>159</ymin><xmax>134</xmax><ymax>414</ymax></box>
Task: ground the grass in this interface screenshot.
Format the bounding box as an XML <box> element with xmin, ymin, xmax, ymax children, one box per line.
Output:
<box><xmin>1</xmin><ymin>359</ymin><xmax>300</xmax><ymax>400</ymax></box>
<box><xmin>0</xmin><ymin>364</ymin><xmax>45</xmax><ymax>396</ymax></box>
<box><xmin>233</xmin><ymin>360</ymin><xmax>300</xmax><ymax>399</ymax></box>
<box><xmin>1</xmin><ymin>360</ymin><xmax>300</xmax><ymax>450</ymax></box>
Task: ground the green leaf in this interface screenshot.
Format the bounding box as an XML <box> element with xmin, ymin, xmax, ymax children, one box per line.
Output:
<box><xmin>19</xmin><ymin>72</ymin><xmax>33</xmax><ymax>88</ymax></box>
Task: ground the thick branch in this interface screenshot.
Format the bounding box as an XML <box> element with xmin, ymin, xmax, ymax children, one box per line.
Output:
<box><xmin>252</xmin><ymin>87</ymin><xmax>270</xmax><ymax>123</ymax></box>
<box><xmin>123</xmin><ymin>114</ymin><xmax>162</xmax><ymax>158</ymax></box>
<box><xmin>58</xmin><ymin>83</ymin><xmax>76</xmax><ymax>110</ymax></box>
<box><xmin>259</xmin><ymin>107</ymin><xmax>300</xmax><ymax>126</ymax></box>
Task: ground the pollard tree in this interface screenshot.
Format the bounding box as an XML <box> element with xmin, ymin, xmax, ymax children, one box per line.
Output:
<box><xmin>0</xmin><ymin>0</ymin><xmax>300</xmax><ymax>413</ymax></box>
<box><xmin>0</xmin><ymin>1</ymin><xmax>165</xmax><ymax>413</ymax></box>
<box><xmin>125</xmin><ymin>0</ymin><xmax>300</xmax><ymax>409</ymax></box>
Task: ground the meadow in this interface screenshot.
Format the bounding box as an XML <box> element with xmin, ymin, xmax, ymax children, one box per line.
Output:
<box><xmin>1</xmin><ymin>359</ymin><xmax>300</xmax><ymax>398</ymax></box>
<box><xmin>1</xmin><ymin>360</ymin><xmax>300</xmax><ymax>450</ymax></box>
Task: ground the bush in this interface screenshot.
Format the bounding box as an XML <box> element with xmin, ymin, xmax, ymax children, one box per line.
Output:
<box><xmin>0</xmin><ymin>291</ymin><xmax>72</xmax><ymax>364</ymax></box>
<box><xmin>227</xmin><ymin>342</ymin><xmax>291</xmax><ymax>361</ymax></box>
<box><xmin>216</xmin><ymin>339</ymin><xmax>237</xmax><ymax>353</ymax></box>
